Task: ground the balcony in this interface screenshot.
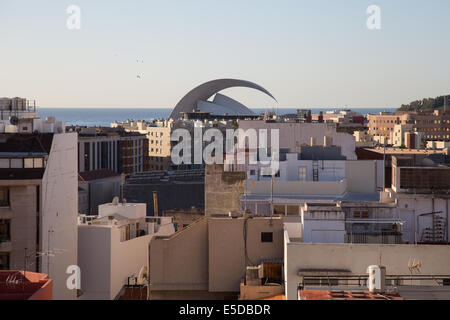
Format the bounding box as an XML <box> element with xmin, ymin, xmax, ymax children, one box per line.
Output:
<box><xmin>345</xmin><ymin>232</ymin><xmax>403</xmax><ymax>244</ymax></box>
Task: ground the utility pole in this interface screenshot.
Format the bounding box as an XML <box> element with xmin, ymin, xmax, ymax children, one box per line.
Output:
<box><xmin>244</xmin><ymin>174</ymin><xmax>248</xmax><ymax>213</ymax></box>
<box><xmin>270</xmin><ymin>172</ymin><xmax>274</xmax><ymax>225</ymax></box>
<box><xmin>383</xmin><ymin>139</ymin><xmax>386</xmax><ymax>191</ymax></box>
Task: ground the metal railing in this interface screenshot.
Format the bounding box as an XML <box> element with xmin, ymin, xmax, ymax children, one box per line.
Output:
<box><xmin>300</xmin><ymin>274</ymin><xmax>450</xmax><ymax>288</ymax></box>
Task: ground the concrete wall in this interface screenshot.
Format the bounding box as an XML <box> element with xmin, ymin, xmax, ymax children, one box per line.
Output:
<box><xmin>208</xmin><ymin>218</ymin><xmax>284</xmax><ymax>293</ymax></box>
<box><xmin>345</xmin><ymin>160</ymin><xmax>379</xmax><ymax>193</ymax></box>
<box><xmin>41</xmin><ymin>132</ymin><xmax>78</xmax><ymax>300</ymax></box>
<box><xmin>110</xmin><ymin>229</ymin><xmax>151</xmax><ymax>300</ymax></box>
<box><xmin>284</xmin><ymin>240</ymin><xmax>450</xmax><ymax>300</ymax></box>
<box><xmin>78</xmin><ymin>226</ymin><xmax>112</xmax><ymax>300</ymax></box>
<box><xmin>149</xmin><ymin>218</ymin><xmax>209</xmax><ymax>297</ymax></box>
<box><xmin>205</xmin><ymin>164</ymin><xmax>245</xmax><ymax>215</ymax></box>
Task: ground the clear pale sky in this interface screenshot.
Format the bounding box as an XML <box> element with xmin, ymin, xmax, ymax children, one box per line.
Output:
<box><xmin>0</xmin><ymin>0</ymin><xmax>449</xmax><ymax>108</ymax></box>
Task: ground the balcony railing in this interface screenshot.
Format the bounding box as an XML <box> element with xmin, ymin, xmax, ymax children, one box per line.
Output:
<box><xmin>345</xmin><ymin>232</ymin><xmax>403</xmax><ymax>244</ymax></box>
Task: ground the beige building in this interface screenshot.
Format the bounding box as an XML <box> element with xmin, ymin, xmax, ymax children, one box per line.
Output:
<box><xmin>78</xmin><ymin>201</ymin><xmax>175</xmax><ymax>300</ymax></box>
<box><xmin>112</xmin><ymin>120</ymin><xmax>172</xmax><ymax>171</ymax></box>
<box><xmin>149</xmin><ymin>216</ymin><xmax>284</xmax><ymax>300</ymax></box>
<box><xmin>368</xmin><ymin>110</ymin><xmax>450</xmax><ymax>142</ymax></box>
<box><xmin>367</xmin><ymin>113</ymin><xmax>413</xmax><ymax>138</ymax></box>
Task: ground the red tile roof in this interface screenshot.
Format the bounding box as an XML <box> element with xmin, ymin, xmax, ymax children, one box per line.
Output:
<box><xmin>0</xmin><ymin>271</ymin><xmax>52</xmax><ymax>300</ymax></box>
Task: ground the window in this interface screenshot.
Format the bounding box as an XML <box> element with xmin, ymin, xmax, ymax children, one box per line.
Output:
<box><xmin>298</xmin><ymin>166</ymin><xmax>307</xmax><ymax>181</ymax></box>
<box><xmin>24</xmin><ymin>158</ymin><xmax>34</xmax><ymax>168</ymax></box>
<box><xmin>0</xmin><ymin>253</ymin><xmax>9</xmax><ymax>270</ymax></box>
<box><xmin>10</xmin><ymin>158</ymin><xmax>23</xmax><ymax>168</ymax></box>
<box><xmin>0</xmin><ymin>220</ymin><xmax>10</xmax><ymax>241</ymax></box>
<box><xmin>273</xmin><ymin>205</ymin><xmax>285</xmax><ymax>215</ymax></box>
<box><xmin>249</xmin><ymin>170</ymin><xmax>256</xmax><ymax>176</ymax></box>
<box><xmin>353</xmin><ymin>210</ymin><xmax>369</xmax><ymax>219</ymax></box>
<box><xmin>34</xmin><ymin>158</ymin><xmax>44</xmax><ymax>168</ymax></box>
<box><xmin>0</xmin><ymin>159</ymin><xmax>9</xmax><ymax>168</ymax></box>
<box><xmin>0</xmin><ymin>188</ymin><xmax>9</xmax><ymax>207</ymax></box>
<box><xmin>261</xmin><ymin>232</ymin><xmax>273</xmax><ymax>243</ymax></box>
<box><xmin>287</xmin><ymin>206</ymin><xmax>299</xmax><ymax>216</ymax></box>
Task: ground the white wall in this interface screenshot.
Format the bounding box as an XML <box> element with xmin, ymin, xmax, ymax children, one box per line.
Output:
<box><xmin>110</xmin><ymin>229</ymin><xmax>151</xmax><ymax>300</ymax></box>
<box><xmin>78</xmin><ymin>225</ymin><xmax>152</xmax><ymax>300</ymax></box>
<box><xmin>301</xmin><ymin>211</ymin><xmax>346</xmax><ymax>244</ymax></box>
<box><xmin>41</xmin><ymin>132</ymin><xmax>78</xmax><ymax>300</ymax></box>
<box><xmin>238</xmin><ymin>121</ymin><xmax>357</xmax><ymax>160</ymax></box>
<box><xmin>78</xmin><ymin>226</ymin><xmax>112</xmax><ymax>300</ymax></box>
<box><xmin>394</xmin><ymin>194</ymin><xmax>450</xmax><ymax>244</ymax></box>
<box><xmin>284</xmin><ymin>241</ymin><xmax>450</xmax><ymax>300</ymax></box>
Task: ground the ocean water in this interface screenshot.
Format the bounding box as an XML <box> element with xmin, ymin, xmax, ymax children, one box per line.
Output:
<box><xmin>38</xmin><ymin>107</ymin><xmax>397</xmax><ymax>127</ymax></box>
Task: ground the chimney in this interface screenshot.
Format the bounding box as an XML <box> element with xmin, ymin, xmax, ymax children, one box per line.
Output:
<box><xmin>318</xmin><ymin>112</ymin><xmax>324</xmax><ymax>123</ymax></box>
<box><xmin>153</xmin><ymin>191</ymin><xmax>159</xmax><ymax>217</ymax></box>
<box><xmin>323</xmin><ymin>136</ymin><xmax>332</xmax><ymax>147</ymax></box>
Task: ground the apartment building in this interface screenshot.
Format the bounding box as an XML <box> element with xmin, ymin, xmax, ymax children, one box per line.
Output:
<box><xmin>149</xmin><ymin>215</ymin><xmax>284</xmax><ymax>300</ymax></box>
<box><xmin>78</xmin><ymin>201</ymin><xmax>175</xmax><ymax>300</ymax></box>
<box><xmin>75</xmin><ymin>127</ymin><xmax>149</xmax><ymax>175</ymax></box>
<box><xmin>0</xmin><ymin>128</ymin><xmax>78</xmax><ymax>300</ymax></box>
<box><xmin>238</xmin><ymin>120</ymin><xmax>357</xmax><ymax>160</ymax></box>
<box><xmin>368</xmin><ymin>110</ymin><xmax>450</xmax><ymax>142</ymax></box>
<box><xmin>0</xmin><ymin>97</ymin><xmax>38</xmax><ymax>120</ymax></box>
<box><xmin>367</xmin><ymin>113</ymin><xmax>413</xmax><ymax>138</ymax></box>
<box><xmin>312</xmin><ymin>109</ymin><xmax>365</xmax><ymax>128</ymax></box>
<box><xmin>414</xmin><ymin>109</ymin><xmax>450</xmax><ymax>141</ymax></box>
<box><xmin>112</xmin><ymin>120</ymin><xmax>172</xmax><ymax>171</ymax></box>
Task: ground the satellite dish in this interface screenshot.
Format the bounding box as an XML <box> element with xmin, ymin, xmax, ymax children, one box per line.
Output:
<box><xmin>10</xmin><ymin>116</ymin><xmax>19</xmax><ymax>125</ymax></box>
<box><xmin>137</xmin><ymin>266</ymin><xmax>148</xmax><ymax>285</ymax></box>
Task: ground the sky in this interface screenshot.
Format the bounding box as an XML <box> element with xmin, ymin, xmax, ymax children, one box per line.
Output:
<box><xmin>0</xmin><ymin>0</ymin><xmax>449</xmax><ymax>109</ymax></box>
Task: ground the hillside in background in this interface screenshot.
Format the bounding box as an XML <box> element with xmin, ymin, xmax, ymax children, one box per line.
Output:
<box><xmin>398</xmin><ymin>94</ymin><xmax>450</xmax><ymax>112</ymax></box>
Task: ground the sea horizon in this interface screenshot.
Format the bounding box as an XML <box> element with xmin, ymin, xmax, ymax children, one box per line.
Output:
<box><xmin>38</xmin><ymin>107</ymin><xmax>397</xmax><ymax>127</ymax></box>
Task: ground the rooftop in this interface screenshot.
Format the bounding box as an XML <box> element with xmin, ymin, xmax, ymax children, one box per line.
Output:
<box><xmin>0</xmin><ymin>133</ymin><xmax>53</xmax><ymax>154</ymax></box>
<box><xmin>0</xmin><ymin>271</ymin><xmax>52</xmax><ymax>300</ymax></box>
<box><xmin>79</xmin><ymin>169</ymin><xmax>122</xmax><ymax>182</ymax></box>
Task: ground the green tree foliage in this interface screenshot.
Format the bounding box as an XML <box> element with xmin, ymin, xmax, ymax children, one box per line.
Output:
<box><xmin>399</xmin><ymin>95</ymin><xmax>449</xmax><ymax>112</ymax></box>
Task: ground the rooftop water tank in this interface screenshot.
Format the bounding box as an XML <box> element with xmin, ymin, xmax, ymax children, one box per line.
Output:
<box><xmin>367</xmin><ymin>265</ymin><xmax>386</xmax><ymax>293</ymax></box>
